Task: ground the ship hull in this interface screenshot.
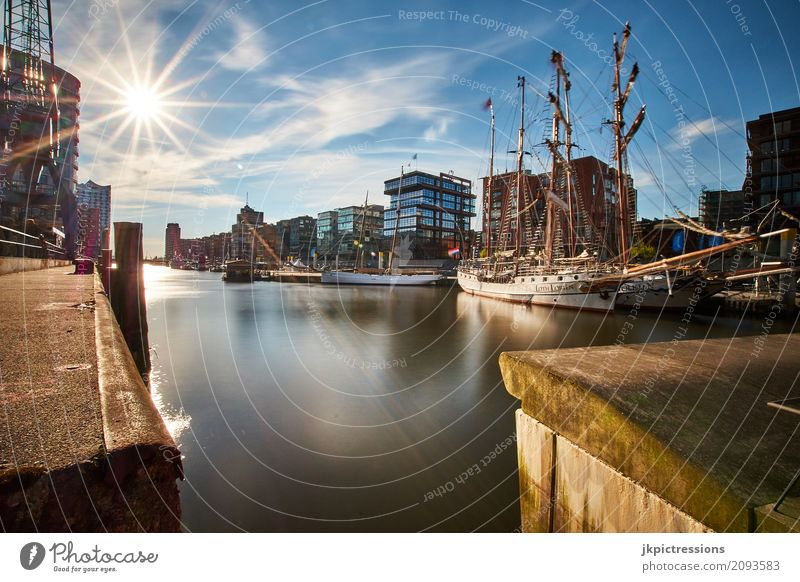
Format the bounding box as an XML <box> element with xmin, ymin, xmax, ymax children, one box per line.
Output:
<box><xmin>321</xmin><ymin>271</ymin><xmax>442</xmax><ymax>286</ymax></box>
<box><xmin>615</xmin><ymin>275</ymin><xmax>725</xmax><ymax>310</ymax></box>
<box><xmin>456</xmin><ymin>270</ymin><xmax>616</xmax><ymax>312</ymax></box>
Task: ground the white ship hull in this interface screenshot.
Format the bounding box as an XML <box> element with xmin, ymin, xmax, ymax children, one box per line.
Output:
<box><xmin>457</xmin><ymin>270</ymin><xmax>617</xmax><ymax>312</ymax></box>
<box><xmin>321</xmin><ymin>271</ymin><xmax>442</xmax><ymax>286</ymax></box>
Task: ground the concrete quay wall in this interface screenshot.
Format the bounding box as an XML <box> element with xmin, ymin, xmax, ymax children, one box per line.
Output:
<box><xmin>0</xmin><ymin>266</ymin><xmax>182</xmax><ymax>532</ymax></box>
<box><xmin>516</xmin><ymin>410</ymin><xmax>708</xmax><ymax>532</ymax></box>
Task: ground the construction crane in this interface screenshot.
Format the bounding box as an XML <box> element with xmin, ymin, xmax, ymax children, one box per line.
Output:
<box><xmin>0</xmin><ymin>0</ymin><xmax>75</xmax><ymax>256</ymax></box>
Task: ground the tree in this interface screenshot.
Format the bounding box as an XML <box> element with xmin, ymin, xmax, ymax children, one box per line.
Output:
<box><xmin>630</xmin><ymin>242</ymin><xmax>656</xmax><ymax>262</ymax></box>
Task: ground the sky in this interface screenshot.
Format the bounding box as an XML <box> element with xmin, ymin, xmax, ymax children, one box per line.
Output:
<box><xmin>52</xmin><ymin>0</ymin><xmax>800</xmax><ymax>256</ymax></box>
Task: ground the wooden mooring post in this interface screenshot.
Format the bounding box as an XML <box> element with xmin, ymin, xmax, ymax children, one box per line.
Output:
<box><xmin>110</xmin><ymin>222</ymin><xmax>151</xmax><ymax>380</ymax></box>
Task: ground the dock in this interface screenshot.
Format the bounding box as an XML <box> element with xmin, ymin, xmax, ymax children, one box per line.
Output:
<box><xmin>0</xmin><ymin>261</ymin><xmax>182</xmax><ymax>531</ymax></box>
<box><xmin>718</xmin><ymin>289</ymin><xmax>799</xmax><ymax>314</ymax></box>
<box><xmin>263</xmin><ymin>270</ymin><xmax>322</xmax><ymax>283</ymax></box>
<box><xmin>501</xmin><ymin>333</ymin><xmax>800</xmax><ymax>532</ymax></box>
<box><xmin>261</xmin><ymin>271</ymin><xmax>456</xmax><ymax>286</ymax></box>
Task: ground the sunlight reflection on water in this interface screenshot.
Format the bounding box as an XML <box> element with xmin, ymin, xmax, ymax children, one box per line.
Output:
<box><xmin>149</xmin><ymin>365</ymin><xmax>192</xmax><ymax>446</ymax></box>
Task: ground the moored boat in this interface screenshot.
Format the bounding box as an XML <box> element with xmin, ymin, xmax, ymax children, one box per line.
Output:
<box><xmin>457</xmin><ymin>266</ymin><xmax>616</xmax><ymax>311</ymax></box>
<box><xmin>223</xmin><ymin>258</ymin><xmax>255</xmax><ymax>282</ymax></box>
<box><xmin>321</xmin><ymin>180</ymin><xmax>445</xmax><ymax>287</ymax></box>
<box><xmin>457</xmin><ymin>48</ymin><xmax>633</xmax><ymax>312</ymax></box>
<box><xmin>322</xmin><ymin>270</ymin><xmax>441</xmax><ymax>286</ymax></box>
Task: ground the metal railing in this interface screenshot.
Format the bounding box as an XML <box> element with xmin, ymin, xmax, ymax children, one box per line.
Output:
<box><xmin>0</xmin><ymin>223</ymin><xmax>66</xmax><ymax>257</ymax></box>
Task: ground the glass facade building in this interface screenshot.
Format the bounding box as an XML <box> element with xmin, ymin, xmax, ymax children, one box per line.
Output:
<box><xmin>317</xmin><ymin>210</ymin><xmax>338</xmax><ymax>258</ymax></box>
<box><xmin>316</xmin><ymin>204</ymin><xmax>383</xmax><ymax>263</ymax></box>
<box><xmin>383</xmin><ymin>171</ymin><xmax>475</xmax><ymax>259</ymax></box>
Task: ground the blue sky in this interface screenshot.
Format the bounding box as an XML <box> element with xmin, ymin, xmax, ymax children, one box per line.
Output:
<box><xmin>53</xmin><ymin>0</ymin><xmax>800</xmax><ymax>255</ymax></box>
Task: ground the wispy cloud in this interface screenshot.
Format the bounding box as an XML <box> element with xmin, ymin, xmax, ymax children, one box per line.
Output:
<box><xmin>211</xmin><ymin>17</ymin><xmax>269</xmax><ymax>72</ymax></box>
<box><xmin>424</xmin><ymin>119</ymin><xmax>450</xmax><ymax>142</ymax></box>
<box><xmin>669</xmin><ymin>116</ymin><xmax>733</xmax><ymax>148</ymax></box>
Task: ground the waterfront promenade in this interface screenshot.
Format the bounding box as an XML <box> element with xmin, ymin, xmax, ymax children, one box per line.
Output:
<box><xmin>0</xmin><ymin>263</ymin><xmax>182</xmax><ymax>531</ymax></box>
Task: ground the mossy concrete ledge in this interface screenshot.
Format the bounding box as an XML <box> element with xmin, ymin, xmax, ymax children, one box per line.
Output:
<box><xmin>500</xmin><ymin>335</ymin><xmax>800</xmax><ymax>533</ymax></box>
<box><xmin>0</xmin><ymin>266</ymin><xmax>182</xmax><ymax>531</ymax></box>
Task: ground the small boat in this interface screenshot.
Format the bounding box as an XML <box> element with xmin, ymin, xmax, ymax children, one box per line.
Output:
<box><xmin>614</xmin><ymin>272</ymin><xmax>725</xmax><ymax>310</ymax></box>
<box><xmin>223</xmin><ymin>259</ymin><xmax>255</xmax><ymax>282</ymax></box>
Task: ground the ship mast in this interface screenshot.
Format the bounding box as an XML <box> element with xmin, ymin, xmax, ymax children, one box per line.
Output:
<box><xmin>484</xmin><ymin>101</ymin><xmax>495</xmax><ymax>257</ymax></box>
<box><xmin>611</xmin><ymin>22</ymin><xmax>646</xmax><ymax>267</ymax></box>
<box><xmin>356</xmin><ymin>190</ymin><xmax>368</xmax><ymax>270</ymax></box>
<box><xmin>388</xmin><ymin>167</ymin><xmax>404</xmax><ymax>273</ymax></box>
<box><xmin>515</xmin><ymin>75</ymin><xmax>525</xmax><ymax>258</ymax></box>
<box><xmin>545</xmin><ymin>53</ymin><xmax>586</xmax><ymax>263</ymax></box>
<box><xmin>558</xmin><ymin>55</ymin><xmax>576</xmax><ymax>257</ymax></box>
<box><xmin>544</xmin><ymin>64</ymin><xmax>560</xmax><ymax>265</ymax></box>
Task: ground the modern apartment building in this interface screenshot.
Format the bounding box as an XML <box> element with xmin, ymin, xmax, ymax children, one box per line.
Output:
<box><xmin>746</xmin><ymin>107</ymin><xmax>800</xmax><ymax>224</ymax></box>
<box><xmin>699</xmin><ymin>189</ymin><xmax>747</xmax><ymax>231</ymax></box>
<box><xmin>76</xmin><ymin>181</ymin><xmax>111</xmax><ymax>256</ymax></box>
<box><xmin>230</xmin><ymin>204</ymin><xmax>264</xmax><ymax>260</ymax></box>
<box><xmin>288</xmin><ymin>215</ymin><xmax>316</xmax><ymax>262</ymax></box>
<box><xmin>482</xmin><ymin>155</ymin><xmax>636</xmax><ymax>260</ymax></box>
<box><xmin>317</xmin><ymin>210</ymin><xmax>338</xmax><ymax>259</ymax></box>
<box><xmin>165</xmin><ymin>223</ymin><xmax>181</xmax><ymax>260</ymax></box>
<box><xmin>383</xmin><ymin>170</ymin><xmax>475</xmax><ymax>259</ymax></box>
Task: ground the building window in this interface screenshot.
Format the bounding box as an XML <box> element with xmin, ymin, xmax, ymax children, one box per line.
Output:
<box><xmin>786</xmin><ymin>191</ymin><xmax>800</xmax><ymax>206</ymax></box>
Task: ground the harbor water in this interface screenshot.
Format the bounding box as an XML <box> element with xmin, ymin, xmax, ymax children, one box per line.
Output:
<box><xmin>145</xmin><ymin>265</ymin><xmax>787</xmax><ymax>532</ymax></box>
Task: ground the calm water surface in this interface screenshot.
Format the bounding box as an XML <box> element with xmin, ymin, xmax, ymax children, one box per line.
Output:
<box><xmin>144</xmin><ymin>265</ymin><xmax>776</xmax><ymax>532</ymax></box>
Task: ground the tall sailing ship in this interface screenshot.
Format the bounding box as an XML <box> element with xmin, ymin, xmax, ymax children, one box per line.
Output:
<box><xmin>457</xmin><ymin>41</ymin><xmax>639</xmax><ymax>312</ymax></box>
<box><xmin>457</xmin><ymin>23</ymin><xmax>773</xmax><ymax>312</ymax></box>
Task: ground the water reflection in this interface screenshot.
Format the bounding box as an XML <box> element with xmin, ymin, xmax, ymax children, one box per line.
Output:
<box><xmin>143</xmin><ymin>266</ymin><xmax>788</xmax><ymax>532</ymax></box>
<box><xmin>149</xmin><ymin>366</ymin><xmax>192</xmax><ymax>446</ymax></box>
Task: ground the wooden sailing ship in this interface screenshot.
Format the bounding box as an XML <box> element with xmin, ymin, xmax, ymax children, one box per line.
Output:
<box><xmin>457</xmin><ymin>47</ymin><xmax>622</xmax><ymax>311</ymax></box>
<box><xmin>458</xmin><ymin>22</ymin><xmax>780</xmax><ymax>312</ymax></box>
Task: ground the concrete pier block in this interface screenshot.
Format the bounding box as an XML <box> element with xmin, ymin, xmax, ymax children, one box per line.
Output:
<box><xmin>501</xmin><ymin>335</ymin><xmax>800</xmax><ymax>532</ymax></box>
<box><xmin>515</xmin><ymin>410</ymin><xmax>555</xmax><ymax>533</ymax></box>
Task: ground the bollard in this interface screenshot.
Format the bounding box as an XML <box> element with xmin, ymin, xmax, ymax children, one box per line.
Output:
<box><xmin>110</xmin><ymin>222</ymin><xmax>151</xmax><ymax>381</ymax></box>
<box><xmin>101</xmin><ymin>248</ymin><xmax>112</xmax><ymax>294</ymax></box>
<box><xmin>73</xmin><ymin>258</ymin><xmax>95</xmax><ymax>275</ymax></box>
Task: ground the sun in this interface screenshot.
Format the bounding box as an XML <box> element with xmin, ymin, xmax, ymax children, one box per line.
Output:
<box><xmin>83</xmin><ymin>29</ymin><xmax>236</xmax><ymax>155</ymax></box>
<box><xmin>125</xmin><ymin>87</ymin><xmax>161</xmax><ymax>121</ymax></box>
